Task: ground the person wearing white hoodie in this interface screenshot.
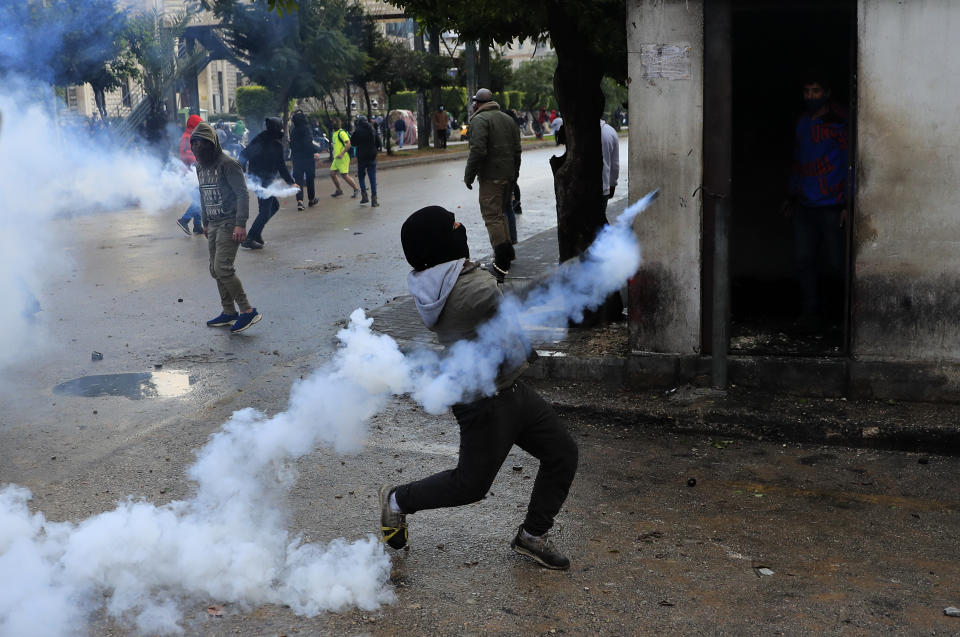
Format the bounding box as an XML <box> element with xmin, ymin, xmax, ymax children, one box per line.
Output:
<box><xmin>378</xmin><ymin>206</ymin><xmax>578</xmax><ymax>570</ymax></box>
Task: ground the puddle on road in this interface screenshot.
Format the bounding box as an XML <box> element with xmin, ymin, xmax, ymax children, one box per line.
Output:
<box><xmin>53</xmin><ymin>371</ymin><xmax>193</xmax><ymax>399</ymax></box>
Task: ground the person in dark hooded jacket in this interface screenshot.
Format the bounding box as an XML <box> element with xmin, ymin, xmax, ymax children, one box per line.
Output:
<box><xmin>378</xmin><ymin>206</ymin><xmax>578</xmax><ymax>571</ymax></box>
<box><xmin>289</xmin><ymin>110</ymin><xmax>319</xmax><ymax>210</ymax></box>
<box><xmin>351</xmin><ymin>115</ymin><xmax>380</xmax><ymax>207</ymax></box>
<box><xmin>189</xmin><ymin>122</ymin><xmax>261</xmax><ymax>333</ymax></box>
<box><xmin>238</xmin><ymin>116</ymin><xmax>298</xmax><ymax>249</ymax></box>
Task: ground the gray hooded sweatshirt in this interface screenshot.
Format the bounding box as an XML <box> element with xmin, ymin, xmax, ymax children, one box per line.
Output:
<box><xmin>191</xmin><ymin>122</ymin><xmax>249</xmax><ymax>228</ymax></box>
<box><xmin>408</xmin><ymin>260</ymin><xmax>530</xmax><ymax>391</ymax></box>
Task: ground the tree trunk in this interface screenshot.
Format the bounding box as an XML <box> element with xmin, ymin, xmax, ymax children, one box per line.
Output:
<box><xmin>94</xmin><ymin>86</ymin><xmax>108</xmax><ymax>121</ymax></box>
<box><xmin>414</xmin><ymin>30</ymin><xmax>429</xmax><ymax>149</ymax></box>
<box><xmin>548</xmin><ymin>3</ymin><xmax>623</xmax><ymax>325</ymax></box>
<box><xmin>362</xmin><ymin>83</ymin><xmax>372</xmax><ymax>119</ymax></box>
<box><xmin>430</xmin><ymin>26</ymin><xmax>442</xmax><ymax>148</ymax></box>
<box><xmin>384</xmin><ymin>91</ymin><xmax>393</xmax><ymax>156</ymax></box>
<box><xmin>478</xmin><ymin>38</ymin><xmax>490</xmax><ymax>89</ymax></box>
<box><xmin>345</xmin><ymin>83</ymin><xmax>352</xmax><ymax>123</ymax></box>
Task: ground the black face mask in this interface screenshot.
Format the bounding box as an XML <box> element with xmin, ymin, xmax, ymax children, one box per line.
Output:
<box><xmin>804</xmin><ymin>97</ymin><xmax>828</xmax><ymax>114</ymax></box>
<box><xmin>451</xmin><ymin>224</ymin><xmax>469</xmax><ymax>261</ymax></box>
<box><xmin>192</xmin><ymin>139</ymin><xmax>218</xmax><ymax>165</ymax></box>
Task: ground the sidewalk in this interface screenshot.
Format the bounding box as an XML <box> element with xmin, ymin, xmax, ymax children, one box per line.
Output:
<box><xmin>368</xmin><ymin>202</ymin><xmax>960</xmax><ymax>455</ymax></box>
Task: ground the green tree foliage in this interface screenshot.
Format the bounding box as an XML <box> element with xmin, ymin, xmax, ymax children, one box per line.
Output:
<box><xmin>1</xmin><ymin>0</ymin><xmax>139</xmax><ymax>120</ymax></box>
<box><xmin>601</xmin><ymin>76</ymin><xmax>628</xmax><ymax>122</ymax></box>
<box><xmin>209</xmin><ymin>0</ymin><xmax>362</xmax><ymax>115</ymax></box>
<box><xmin>126</xmin><ymin>10</ymin><xmax>203</xmax><ymax>138</ymax></box>
<box><xmin>236</xmin><ymin>85</ymin><xmax>276</xmax><ymax>124</ymax></box>
<box><xmin>507</xmin><ymin>54</ymin><xmax>556</xmax><ymax>111</ymax></box>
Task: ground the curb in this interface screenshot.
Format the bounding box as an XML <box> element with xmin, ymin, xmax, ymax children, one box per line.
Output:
<box><xmin>529</xmin><ymin>379</ymin><xmax>960</xmax><ymax>456</ymax></box>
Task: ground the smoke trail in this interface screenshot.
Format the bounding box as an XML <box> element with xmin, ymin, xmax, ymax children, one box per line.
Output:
<box><xmin>245</xmin><ymin>175</ymin><xmax>300</xmax><ymax>198</ymax></box>
<box><xmin>0</xmin><ymin>191</ymin><xmax>656</xmax><ymax>635</ymax></box>
<box><xmin>409</xmin><ymin>190</ymin><xmax>658</xmax><ymax>413</ymax></box>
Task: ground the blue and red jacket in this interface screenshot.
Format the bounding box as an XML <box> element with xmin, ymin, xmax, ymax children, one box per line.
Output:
<box><xmin>789</xmin><ymin>105</ymin><xmax>849</xmax><ymax>208</ymax></box>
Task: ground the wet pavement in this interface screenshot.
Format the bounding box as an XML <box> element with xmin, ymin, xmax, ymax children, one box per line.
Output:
<box><xmin>5</xmin><ymin>138</ymin><xmax>960</xmax><ymax>634</ymax></box>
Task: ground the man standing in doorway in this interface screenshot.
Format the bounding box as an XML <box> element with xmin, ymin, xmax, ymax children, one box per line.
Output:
<box><xmin>463</xmin><ymin>88</ymin><xmax>521</xmax><ymax>283</ymax></box>
<box><xmin>783</xmin><ymin>74</ymin><xmax>849</xmax><ymax>331</ymax></box>
<box><xmin>329</xmin><ymin>117</ymin><xmax>360</xmax><ymax>198</ymax></box>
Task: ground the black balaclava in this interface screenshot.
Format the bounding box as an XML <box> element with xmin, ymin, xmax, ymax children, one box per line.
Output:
<box><xmin>401</xmin><ymin>206</ymin><xmax>469</xmax><ymax>271</ymax></box>
<box><xmin>265</xmin><ymin>116</ymin><xmax>283</xmax><ymax>139</ymax></box>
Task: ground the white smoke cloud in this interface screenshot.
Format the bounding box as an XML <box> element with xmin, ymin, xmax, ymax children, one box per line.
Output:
<box><xmin>0</xmin><ymin>80</ymin><xmax>199</xmax><ymax>372</ymax></box>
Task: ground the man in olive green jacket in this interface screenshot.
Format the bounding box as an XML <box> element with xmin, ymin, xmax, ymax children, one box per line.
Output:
<box><xmin>463</xmin><ymin>88</ymin><xmax>521</xmax><ymax>282</ymax></box>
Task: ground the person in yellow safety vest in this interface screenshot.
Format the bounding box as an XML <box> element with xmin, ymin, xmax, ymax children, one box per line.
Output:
<box><xmin>329</xmin><ymin>117</ymin><xmax>360</xmax><ymax>198</ymax></box>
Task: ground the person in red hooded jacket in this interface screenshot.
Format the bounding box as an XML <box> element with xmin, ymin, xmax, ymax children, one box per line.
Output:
<box><xmin>176</xmin><ymin>114</ymin><xmax>205</xmax><ymax>236</ymax></box>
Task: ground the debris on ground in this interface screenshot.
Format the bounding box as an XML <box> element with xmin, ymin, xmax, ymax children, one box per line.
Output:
<box><xmin>91</xmin><ymin>351</ymin><xmax>103</xmax><ymax>361</ymax></box>
<box><xmin>944</xmin><ymin>607</ymin><xmax>960</xmax><ymax>617</ymax></box>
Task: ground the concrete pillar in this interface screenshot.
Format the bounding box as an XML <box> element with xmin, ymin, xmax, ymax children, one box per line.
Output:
<box><xmin>626</xmin><ymin>0</ymin><xmax>704</xmax><ymax>354</ymax></box>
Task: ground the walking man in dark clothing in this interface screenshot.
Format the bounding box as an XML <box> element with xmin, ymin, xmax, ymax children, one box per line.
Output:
<box><xmin>289</xmin><ymin>110</ymin><xmax>319</xmax><ymax>211</ymax></box>
<box><xmin>379</xmin><ymin>206</ymin><xmax>578</xmax><ymax>570</ymax></box>
<box><xmin>464</xmin><ymin>88</ymin><xmax>521</xmax><ymax>282</ymax></box>
<box><xmin>393</xmin><ymin>115</ymin><xmax>406</xmax><ymax>148</ymax></box>
<box><xmin>351</xmin><ymin>115</ymin><xmax>381</xmax><ymax>207</ymax></box>
<box><xmin>190</xmin><ymin>123</ymin><xmax>261</xmax><ymax>333</ymax></box>
<box><xmin>239</xmin><ymin>117</ymin><xmax>298</xmax><ymax>249</ymax></box>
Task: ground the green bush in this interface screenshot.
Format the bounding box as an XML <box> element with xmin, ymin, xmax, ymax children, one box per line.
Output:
<box><xmin>236</xmin><ymin>86</ymin><xmax>276</xmax><ymax>126</ymax></box>
<box><xmin>391</xmin><ymin>91</ymin><xmax>418</xmax><ymax>112</ymax></box>
<box><xmin>505</xmin><ymin>91</ymin><xmax>525</xmax><ymax>112</ymax></box>
<box><xmin>441</xmin><ymin>87</ymin><xmax>468</xmax><ymax>121</ymax></box>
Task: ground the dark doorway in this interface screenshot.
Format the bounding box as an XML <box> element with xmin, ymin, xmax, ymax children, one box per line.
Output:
<box><xmin>726</xmin><ymin>1</ymin><xmax>855</xmax><ymax>356</ymax></box>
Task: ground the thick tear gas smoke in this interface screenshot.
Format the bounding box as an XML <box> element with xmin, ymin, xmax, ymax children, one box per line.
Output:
<box><xmin>0</xmin><ymin>84</ymin><xmax>202</xmax><ymax>371</ymax></box>
<box><xmin>0</xmin><ymin>190</ymin><xmax>657</xmax><ymax>635</ymax></box>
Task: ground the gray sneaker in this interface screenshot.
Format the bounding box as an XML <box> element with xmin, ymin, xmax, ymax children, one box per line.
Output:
<box><xmin>379</xmin><ymin>485</ymin><xmax>407</xmax><ymax>549</ymax></box>
<box><xmin>510</xmin><ymin>525</ymin><xmax>569</xmax><ymax>570</ymax></box>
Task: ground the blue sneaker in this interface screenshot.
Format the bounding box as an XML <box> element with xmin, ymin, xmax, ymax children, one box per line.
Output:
<box><xmin>206</xmin><ymin>312</ymin><xmax>238</xmax><ymax>327</ymax></box>
<box><xmin>176</xmin><ymin>219</ymin><xmax>191</xmax><ymax>235</ymax></box>
<box><xmin>230</xmin><ymin>309</ymin><xmax>262</xmax><ymax>333</ymax></box>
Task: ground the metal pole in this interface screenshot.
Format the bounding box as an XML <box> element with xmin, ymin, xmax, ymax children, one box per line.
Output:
<box><xmin>704</xmin><ymin>0</ymin><xmax>732</xmax><ymax>389</ymax></box>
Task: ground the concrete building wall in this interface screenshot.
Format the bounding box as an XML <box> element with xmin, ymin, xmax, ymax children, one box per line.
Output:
<box><xmin>854</xmin><ymin>0</ymin><xmax>960</xmax><ymax>361</ymax></box>
<box><xmin>626</xmin><ymin>0</ymin><xmax>703</xmax><ymax>355</ymax></box>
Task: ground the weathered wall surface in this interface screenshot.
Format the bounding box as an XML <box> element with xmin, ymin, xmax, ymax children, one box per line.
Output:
<box><xmin>626</xmin><ymin>0</ymin><xmax>704</xmax><ymax>354</ymax></box>
<box><xmin>855</xmin><ymin>1</ymin><xmax>960</xmax><ymax>361</ymax></box>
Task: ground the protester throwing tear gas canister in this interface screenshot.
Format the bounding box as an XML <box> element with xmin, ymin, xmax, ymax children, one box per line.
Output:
<box><xmin>463</xmin><ymin>88</ymin><xmax>521</xmax><ymax>283</ymax></box>
<box><xmin>378</xmin><ymin>206</ymin><xmax>578</xmax><ymax>570</ymax></box>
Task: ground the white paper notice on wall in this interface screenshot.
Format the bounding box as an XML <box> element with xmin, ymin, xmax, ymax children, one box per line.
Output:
<box><xmin>640</xmin><ymin>44</ymin><xmax>692</xmax><ymax>80</ymax></box>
